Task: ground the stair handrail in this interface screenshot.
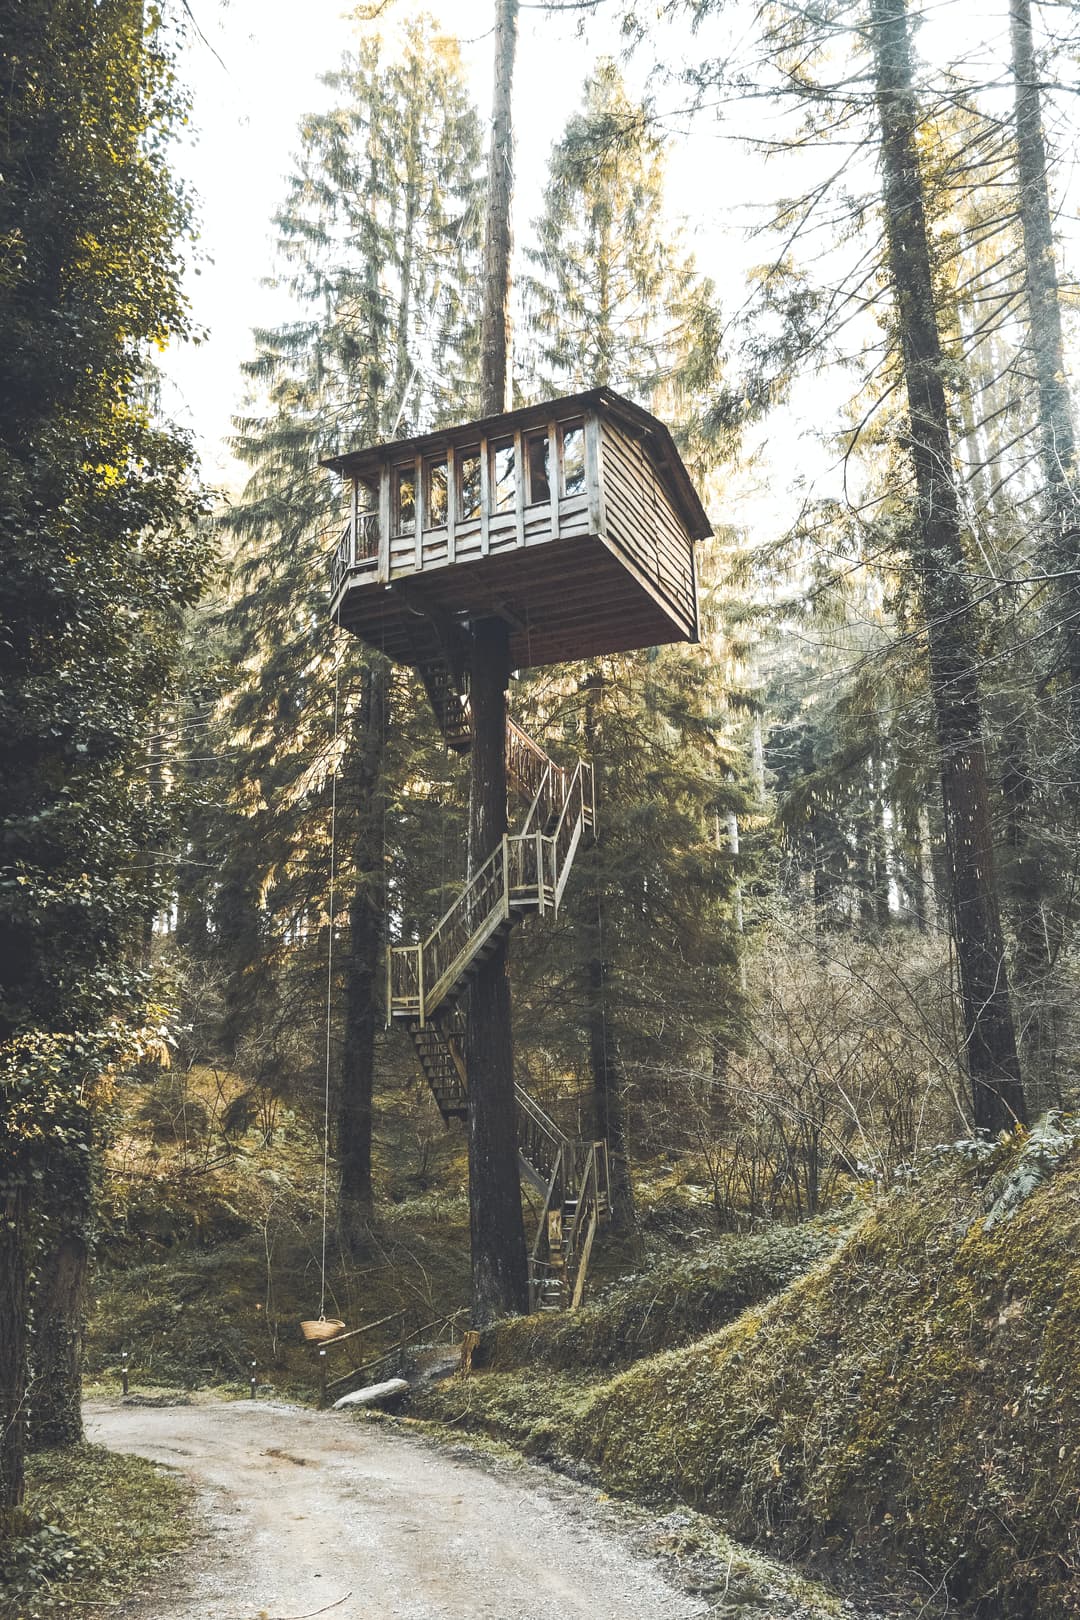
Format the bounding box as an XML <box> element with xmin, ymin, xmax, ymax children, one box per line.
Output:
<box><xmin>390</xmin><ymin>723</ymin><xmax>593</xmax><ymax>1026</ymax></box>
<box><xmin>506</xmin><ymin>717</ymin><xmax>555</xmax><ymax>800</ymax></box>
<box><xmin>564</xmin><ymin>1142</ymin><xmax>601</xmax><ymax>1310</ymax></box>
<box><xmin>542</xmin><ymin>759</ymin><xmax>592</xmax><ymax>909</ymax></box>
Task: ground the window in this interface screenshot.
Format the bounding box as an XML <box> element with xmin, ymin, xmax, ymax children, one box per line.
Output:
<box><xmin>425</xmin><ymin>458</ymin><xmax>448</xmax><ymax>528</ymax></box>
<box><xmin>526</xmin><ymin>432</ymin><xmax>551</xmax><ymax>504</ymax></box>
<box><xmin>458</xmin><ymin>451</ymin><xmax>481</xmax><ymax>521</ymax></box>
<box><xmin>355</xmin><ymin>477</ymin><xmax>376</xmax><ymax>511</ymax></box>
<box><xmin>560</xmin><ymin>423</ymin><xmax>585</xmax><ymax>497</ymax></box>
<box><xmin>492</xmin><ymin>437</ymin><xmax>516</xmax><ymax>512</ymax></box>
<box><xmin>394</xmin><ymin>466</ymin><xmax>416</xmax><ymax>535</ymax></box>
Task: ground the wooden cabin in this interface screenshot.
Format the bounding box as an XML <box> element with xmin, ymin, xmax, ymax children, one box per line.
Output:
<box><xmin>324</xmin><ymin>387</ymin><xmax>711</xmax><ymax>672</ymax></box>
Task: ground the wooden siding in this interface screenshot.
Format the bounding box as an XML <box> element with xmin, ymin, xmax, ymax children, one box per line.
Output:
<box><xmin>331</xmin><ymin>402</ymin><xmax>701</xmax><ymax>670</ymax></box>
<box><xmin>599</xmin><ymin>418</ymin><xmax>696</xmax><ymax>640</ymax></box>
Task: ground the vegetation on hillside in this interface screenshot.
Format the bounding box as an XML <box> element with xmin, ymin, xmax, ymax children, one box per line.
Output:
<box><xmin>415</xmin><ymin>1129</ymin><xmax>1080</xmax><ymax>1617</ymax></box>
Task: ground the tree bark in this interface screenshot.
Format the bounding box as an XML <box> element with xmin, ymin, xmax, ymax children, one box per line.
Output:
<box><xmin>1010</xmin><ymin>0</ymin><xmax>1080</xmax><ymax>610</ymax></box>
<box><xmin>478</xmin><ymin>0</ymin><xmax>518</xmax><ymax>416</ymax></box>
<box><xmin>0</xmin><ymin>1186</ymin><xmax>29</xmax><ymax>1507</ymax></box>
<box><xmin>869</xmin><ymin>0</ymin><xmax>1026</xmax><ymax>1135</ymax></box>
<box><xmin>28</xmin><ymin>1225</ymin><xmax>86</xmax><ymax>1449</ymax></box>
<box><xmin>1006</xmin><ymin>0</ymin><xmax>1078</xmax><ymax>1098</ymax></box>
<box><xmin>338</xmin><ymin>659</ymin><xmax>388</xmax><ymax>1240</ymax></box>
<box><xmin>464</xmin><ymin>617</ymin><xmax>529</xmax><ymax>1323</ymax></box>
<box><xmin>582</xmin><ymin>672</ymin><xmax>635</xmax><ymax>1232</ymax></box>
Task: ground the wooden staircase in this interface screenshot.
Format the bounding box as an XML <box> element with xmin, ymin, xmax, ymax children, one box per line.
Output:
<box><xmin>415</xmin><ymin>657</ymin><xmax>472</xmax><ymax>754</ymax></box>
<box><xmin>388</xmin><ymin>705</ymin><xmax>608</xmax><ymax>1311</ymax></box>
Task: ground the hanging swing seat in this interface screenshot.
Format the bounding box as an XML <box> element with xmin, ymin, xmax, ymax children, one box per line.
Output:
<box><xmin>300</xmin><ymin>1317</ymin><xmax>347</xmax><ymax>1343</ymax></box>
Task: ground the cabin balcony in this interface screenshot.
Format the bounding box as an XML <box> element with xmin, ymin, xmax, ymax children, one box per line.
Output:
<box><xmin>324</xmin><ymin>387</ymin><xmax>711</xmax><ymax>672</ymax></box>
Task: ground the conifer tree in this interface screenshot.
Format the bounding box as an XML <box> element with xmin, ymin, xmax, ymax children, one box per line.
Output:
<box><xmin>180</xmin><ymin>19</ymin><xmax>482</xmax><ymax>1240</ymax></box>
<box><xmin>519</xmin><ymin>63</ymin><xmax>745</xmax><ymax>1225</ymax></box>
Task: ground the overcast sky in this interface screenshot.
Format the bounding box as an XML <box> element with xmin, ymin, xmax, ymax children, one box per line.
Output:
<box><xmin>161</xmin><ymin>0</ymin><xmax>1077</xmax><ymax>530</ymax></box>
<box><xmin>162</xmin><ymin>0</ymin><xmax>735</xmax><ymax>490</ymax></box>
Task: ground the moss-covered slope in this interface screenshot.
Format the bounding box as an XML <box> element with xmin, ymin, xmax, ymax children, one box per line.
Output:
<box><xmin>418</xmin><ymin>1132</ymin><xmax>1080</xmax><ymax>1617</ymax></box>
<box><xmin>482</xmin><ymin>1214</ymin><xmax>851</xmax><ymax>1373</ymax></box>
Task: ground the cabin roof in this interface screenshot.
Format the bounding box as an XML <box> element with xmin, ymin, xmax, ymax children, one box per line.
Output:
<box><xmin>320</xmin><ymin>385</ymin><xmax>713</xmax><ymax>542</ymax></box>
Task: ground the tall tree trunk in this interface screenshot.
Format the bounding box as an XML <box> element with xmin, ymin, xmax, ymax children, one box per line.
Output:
<box><xmin>0</xmin><ymin>1186</ymin><xmax>29</xmax><ymax>1508</ymax></box>
<box><xmin>463</xmin><ymin>0</ymin><xmax>528</xmax><ymax>1325</ymax></box>
<box><xmin>583</xmin><ymin>672</ymin><xmax>635</xmax><ymax>1232</ymax></box>
<box><xmin>869</xmin><ymin>0</ymin><xmax>1026</xmax><ymax>1135</ymax></box>
<box><xmin>465</xmin><ymin>617</ymin><xmax>528</xmax><ymax>1323</ymax></box>
<box><xmin>338</xmin><ymin>659</ymin><xmax>388</xmax><ymax>1241</ymax></box>
<box><xmin>1010</xmin><ymin>0</ymin><xmax>1080</xmax><ymax>644</ymax></box>
<box><xmin>1006</xmin><ymin>0</ymin><xmax>1078</xmax><ymax>1099</ymax></box>
<box><xmin>28</xmin><ymin>1222</ymin><xmax>86</xmax><ymax>1449</ymax></box>
<box><xmin>478</xmin><ymin>0</ymin><xmax>518</xmax><ymax>417</ymax></box>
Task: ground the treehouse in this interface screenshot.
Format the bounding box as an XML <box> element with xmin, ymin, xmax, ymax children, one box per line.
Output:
<box><xmin>324</xmin><ymin>386</ymin><xmax>711</xmax><ymax>682</ymax></box>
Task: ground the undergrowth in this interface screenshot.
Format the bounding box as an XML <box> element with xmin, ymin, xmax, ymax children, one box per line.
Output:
<box><xmin>415</xmin><ymin>1132</ymin><xmax>1080</xmax><ymax>1618</ymax></box>
<box><xmin>480</xmin><ymin>1212</ymin><xmax>855</xmax><ymax>1373</ymax></box>
<box><xmin>0</xmin><ymin>1444</ymin><xmax>192</xmax><ymax>1618</ymax></box>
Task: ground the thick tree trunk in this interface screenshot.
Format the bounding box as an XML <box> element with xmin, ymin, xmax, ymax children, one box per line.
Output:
<box><xmin>28</xmin><ymin>1225</ymin><xmax>86</xmax><ymax>1449</ymax></box>
<box><xmin>1006</xmin><ymin>0</ymin><xmax>1078</xmax><ymax>1098</ymax></box>
<box><xmin>0</xmin><ymin>1187</ymin><xmax>29</xmax><ymax>1508</ymax></box>
<box><xmin>870</xmin><ymin>0</ymin><xmax>1026</xmax><ymax>1135</ymax></box>
<box><xmin>338</xmin><ymin>659</ymin><xmax>388</xmax><ymax>1240</ymax></box>
<box><xmin>461</xmin><ymin>0</ymin><xmax>528</xmax><ymax>1326</ymax></box>
<box><xmin>464</xmin><ymin>618</ymin><xmax>529</xmax><ymax>1323</ymax></box>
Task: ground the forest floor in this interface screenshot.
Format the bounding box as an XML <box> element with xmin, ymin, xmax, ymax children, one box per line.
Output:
<box><xmin>86</xmin><ymin>1397</ymin><xmax>912</xmax><ymax>1620</ymax></box>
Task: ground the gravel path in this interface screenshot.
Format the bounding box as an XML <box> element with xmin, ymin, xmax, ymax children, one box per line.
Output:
<box><xmin>87</xmin><ymin>1399</ymin><xmax>709</xmax><ymax>1620</ymax></box>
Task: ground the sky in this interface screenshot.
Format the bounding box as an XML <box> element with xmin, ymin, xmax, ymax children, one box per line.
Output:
<box><xmin>160</xmin><ymin>0</ymin><xmax>1078</xmax><ymax>524</ymax></box>
<box><xmin>162</xmin><ymin>0</ymin><xmax>730</xmax><ymax>490</ymax></box>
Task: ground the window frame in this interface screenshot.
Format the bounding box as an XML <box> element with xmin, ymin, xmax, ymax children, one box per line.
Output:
<box><xmin>524</xmin><ymin>430</ymin><xmax>552</xmax><ymax>507</ymax></box>
<box><xmin>490</xmin><ymin>435</ymin><xmax>517</xmax><ymax>515</ymax></box>
<box><xmin>558</xmin><ymin>420</ymin><xmax>586</xmax><ymax>499</ymax></box>
<box><xmin>393</xmin><ymin>463</ymin><xmax>417</xmax><ymax>537</ymax></box>
<box><xmin>457</xmin><ymin>447</ymin><xmax>482</xmax><ymax>523</ymax></box>
<box><xmin>424</xmin><ymin>456</ymin><xmax>449</xmax><ymax>531</ymax></box>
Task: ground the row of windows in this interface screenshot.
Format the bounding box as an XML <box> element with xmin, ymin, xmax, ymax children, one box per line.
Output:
<box><xmin>366</xmin><ymin>422</ymin><xmax>586</xmax><ymax>539</ymax></box>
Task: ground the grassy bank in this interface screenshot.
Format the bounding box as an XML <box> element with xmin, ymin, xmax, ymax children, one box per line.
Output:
<box><xmin>0</xmin><ymin>1445</ymin><xmax>193</xmax><ymax>1619</ymax></box>
<box><xmin>416</xmin><ymin>1126</ymin><xmax>1080</xmax><ymax>1617</ymax></box>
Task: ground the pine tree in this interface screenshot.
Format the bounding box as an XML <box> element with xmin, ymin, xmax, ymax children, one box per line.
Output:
<box><xmin>177</xmin><ymin>18</ymin><xmax>483</xmax><ymax>1243</ymax></box>
<box><xmin>518</xmin><ymin>63</ymin><xmax>745</xmax><ymax>1227</ymax></box>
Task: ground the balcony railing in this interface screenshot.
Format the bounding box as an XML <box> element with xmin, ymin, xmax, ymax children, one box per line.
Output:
<box><xmin>330</xmin><ymin>510</ymin><xmax>380</xmax><ymax>597</ymax></box>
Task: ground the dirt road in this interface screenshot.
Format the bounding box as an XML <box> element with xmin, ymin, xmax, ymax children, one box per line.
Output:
<box><xmin>88</xmin><ymin>1399</ymin><xmax>711</xmax><ymax>1620</ymax></box>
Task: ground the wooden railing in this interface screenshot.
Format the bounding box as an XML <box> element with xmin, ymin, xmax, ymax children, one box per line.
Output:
<box><xmin>388</xmin><ymin>724</ymin><xmax>593</xmax><ymax>1027</ymax></box>
<box><xmin>527</xmin><ymin>1139</ymin><xmax>610</xmax><ymax>1311</ymax></box>
<box><xmin>506</xmin><ymin>717</ymin><xmax>552</xmax><ymax>807</ymax></box>
<box><xmin>516</xmin><ymin>1083</ymin><xmax>569</xmax><ymax>1194</ymax></box>
<box><xmin>386</xmin><ymin>716</ymin><xmax>606</xmax><ymax>1313</ymax></box>
<box><xmin>318</xmin><ymin>1306</ymin><xmax>469</xmax><ymax>1405</ymax></box>
<box><xmin>330</xmin><ymin>512</ymin><xmax>379</xmax><ymax>597</ymax></box>
<box><xmin>330</xmin><ymin>523</ymin><xmax>352</xmax><ymax>596</ymax></box>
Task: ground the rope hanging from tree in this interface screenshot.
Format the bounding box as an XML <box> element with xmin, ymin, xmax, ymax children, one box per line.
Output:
<box><xmin>301</xmin><ymin>638</ymin><xmax>346</xmax><ymax>1345</ymax></box>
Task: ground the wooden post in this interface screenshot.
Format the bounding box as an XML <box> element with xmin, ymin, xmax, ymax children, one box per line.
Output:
<box><xmin>319</xmin><ymin>1347</ymin><xmax>327</xmax><ymax>1407</ymax></box>
<box><xmin>250</xmin><ymin>1359</ymin><xmax>257</xmax><ymax>1399</ymax></box>
<box><xmin>121</xmin><ymin>1349</ymin><xmax>129</xmax><ymax>1397</ymax></box>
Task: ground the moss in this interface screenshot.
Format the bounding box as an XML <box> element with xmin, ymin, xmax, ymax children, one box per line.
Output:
<box><xmin>0</xmin><ymin>1443</ymin><xmax>193</xmax><ymax>1617</ymax></box>
<box><xmin>481</xmin><ymin>1213</ymin><xmax>854</xmax><ymax>1375</ymax></box>
<box><xmin>418</xmin><ymin>1140</ymin><xmax>1080</xmax><ymax>1617</ymax></box>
